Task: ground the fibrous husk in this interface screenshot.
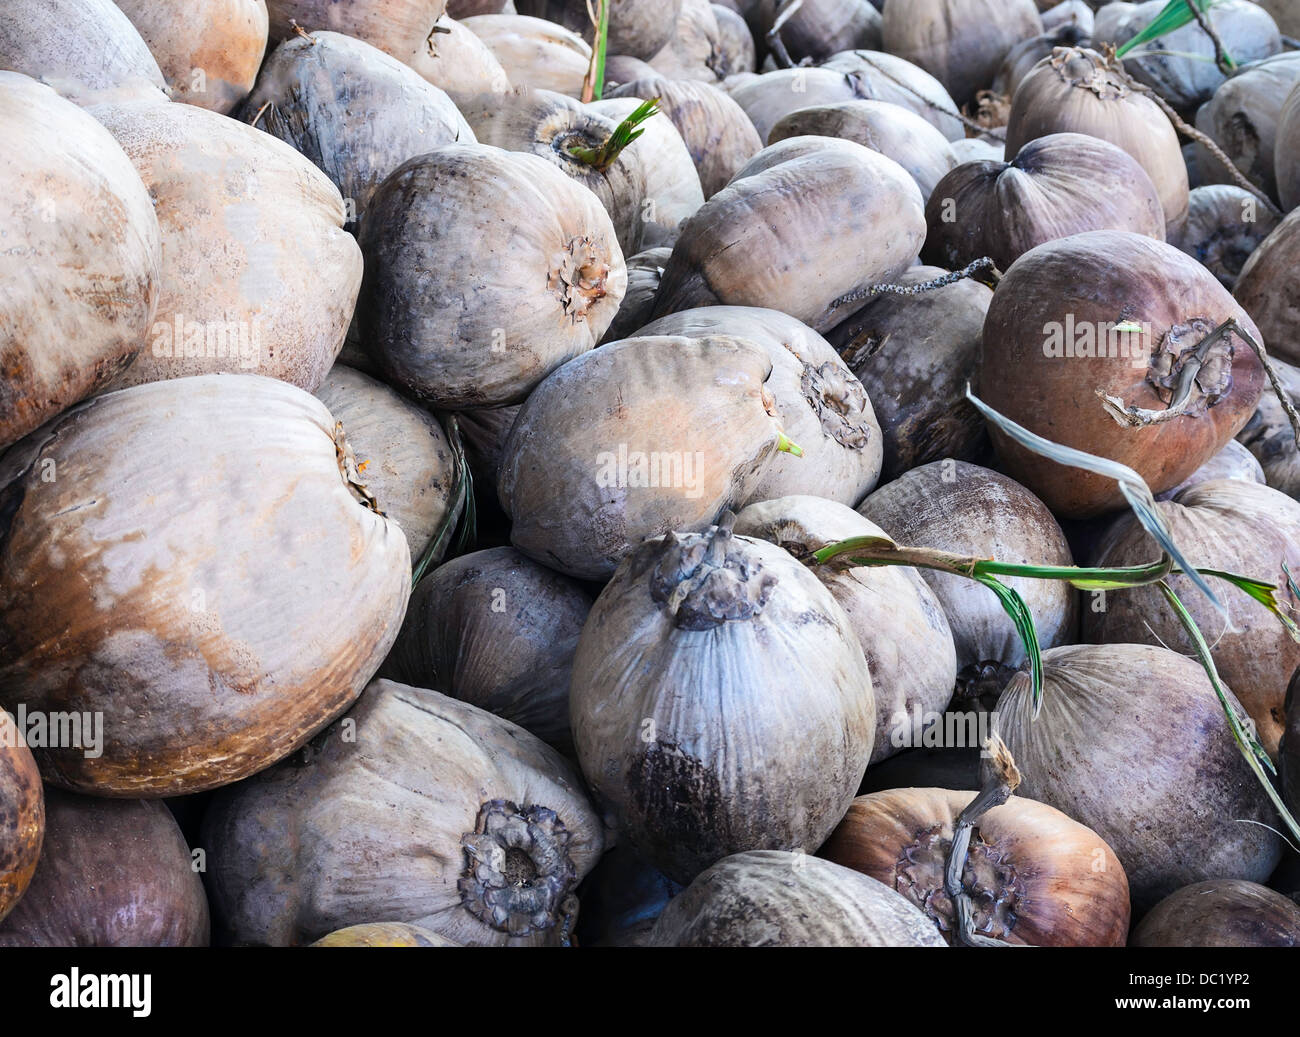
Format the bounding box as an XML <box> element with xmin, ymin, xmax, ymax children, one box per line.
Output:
<box><xmin>203</xmin><ymin>679</ymin><xmax>604</xmax><ymax>946</ymax></box>
<box><xmin>991</xmin><ymin>643</ymin><xmax>1282</xmax><ymax>913</ymax></box>
<box><xmin>647</xmin><ymin>851</ymin><xmax>946</xmax><ymax>946</ymax></box>
<box><xmin>0</xmin><ymin>374</ymin><xmax>411</xmax><ymax>797</ymax></box>
<box><xmin>826</xmin><ymin>265</ymin><xmax>992</xmax><ymax>481</ymax></box>
<box><xmin>734</xmin><ymin>495</ymin><xmax>956</xmax><ymax>764</ymax></box>
<box><xmin>456</xmin><ymin>404</ymin><xmax>521</xmax><ymax>489</ymax></box>
<box><xmin>1133</xmin><ymin>879</ymin><xmax>1300</xmax><ymax>947</ymax></box>
<box><xmin>498</xmin><ymin>334</ymin><xmax>783</xmax><ymax>579</ymax></box>
<box><xmin>1234</xmin><ymin>205</ymin><xmax>1300</xmax><ymax>365</ymax></box>
<box><xmin>1040</xmin><ymin>0</ymin><xmax>1094</xmax><ymax>35</ymax></box>
<box><xmin>403</xmin><ymin>14</ymin><xmax>512</xmax><ymax>101</ymax></box>
<box><xmin>0</xmin><ymin>74</ymin><xmax>161</xmax><ymax>451</ymax></box>
<box><xmin>1180</xmin><ymin>184</ymin><xmax>1281</xmax><ymax>289</ymax></box>
<box><xmin>462</xmin><ymin>14</ymin><xmax>591</xmax><ymax>96</ymax></box>
<box><xmin>0</xmin><ymin>734</ymin><xmax>42</xmax><ymax>923</ymax></box>
<box><xmin>647</xmin><ymin>0</ymin><xmax>731</xmax><ymax>81</ymax></box>
<box><xmin>1236</xmin><ymin>356</ymin><xmax>1300</xmax><ymax>498</ymax></box>
<box><xmin>712</xmin><ymin>4</ymin><xmax>758</xmax><ymax>75</ymax></box>
<box><xmin>357</xmin><ymin>143</ymin><xmax>626</xmax><ymax>409</ymax></box>
<box><xmin>93</xmin><ymin>99</ymin><xmax>362</xmax><ymax>392</ymax></box>
<box><xmin>570</xmin><ymin>523</ymin><xmax>875</xmax><ymax>882</ymax></box>
<box><xmin>993</xmin><ymin>21</ymin><xmax>1091</xmax><ymax>98</ymax></box>
<box><xmin>923</xmin><ymin>131</ymin><xmax>1165</xmax><ymax>272</ymax></box>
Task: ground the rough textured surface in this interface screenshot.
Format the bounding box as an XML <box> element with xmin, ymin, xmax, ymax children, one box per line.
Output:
<box><xmin>203</xmin><ymin>680</ymin><xmax>603</xmax><ymax>946</ymax></box>
<box><xmin>1133</xmin><ymin>880</ymin><xmax>1300</xmax><ymax>947</ymax></box>
<box><xmin>0</xmin><ymin>737</ymin><xmax>42</xmax><ymax>923</ymax></box>
<box><xmin>1235</xmin><ymin>206</ymin><xmax>1300</xmax><ymax>367</ymax></box>
<box><xmin>0</xmin><ymin>375</ymin><xmax>411</xmax><ymax>796</ymax></box>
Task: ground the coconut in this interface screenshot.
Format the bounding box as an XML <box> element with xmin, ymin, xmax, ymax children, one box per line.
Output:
<box><xmin>203</xmin><ymin>679</ymin><xmax>604</xmax><ymax>946</ymax></box>
<box><xmin>462</xmin><ymin>14</ymin><xmax>592</xmax><ymax>95</ymax></box>
<box><xmin>1234</xmin><ymin>206</ymin><xmax>1300</xmax><ymax>365</ymax></box>
<box><xmin>385</xmin><ymin>547</ymin><xmax>593</xmax><ymax>753</ymax></box>
<box><xmin>92</xmin><ymin>100</ymin><xmax>361</xmax><ymax>392</ymax></box>
<box><xmin>652</xmin><ymin>139</ymin><xmax>925</xmax><ymax>332</ymax></box>
<box><xmin>0</xmin><ymin>74</ymin><xmax>161</xmax><ymax>451</ymax></box>
<box><xmin>768</xmin><ymin>100</ymin><xmax>958</xmax><ymax>201</ymax></box>
<box><xmin>859</xmin><ymin>460</ymin><xmax>1077</xmax><ymax>693</ymax></box>
<box><xmin>608</xmin><ymin>76</ymin><xmax>763</xmax><ymax>197</ymax></box>
<box><xmin>0</xmin><ymin>736</ymin><xmax>42</xmax><ymax>924</ymax></box>
<box><xmin>923</xmin><ymin>132</ymin><xmax>1166</xmax><ymax>272</ymax></box>
<box><xmin>1157</xmin><ymin>438</ymin><xmax>1264</xmax><ymax>499</ymax></box>
<box><xmin>820</xmin><ymin>50</ymin><xmax>966</xmax><ymax>141</ymax></box>
<box><xmin>241</xmin><ymin>31</ymin><xmax>473</xmax><ymax>234</ymax></box>
<box><xmin>734</xmin><ymin>496</ymin><xmax>956</xmax><ymax>763</ymax></box>
<box><xmin>882</xmin><ymin>0</ymin><xmax>1044</xmax><ymax>107</ymax></box>
<box><xmin>116</xmin><ymin>0</ymin><xmax>269</xmax><ymax>113</ymax></box>
<box><xmin>403</xmin><ymin>14</ymin><xmax>512</xmax><ymax>101</ymax></box>
<box><xmin>1258</xmin><ymin>0</ymin><xmax>1300</xmax><ymax>37</ymax></box>
<box><xmin>498</xmin><ymin>334</ymin><xmax>784</xmax><ymax>579</ymax></box>
<box><xmin>712</xmin><ymin>4</ymin><xmax>758</xmax><ymax>75</ymax></box>
<box><xmin>0</xmin><ymin>0</ymin><xmax>169</xmax><ymax>106</ymax></box>
<box><xmin>950</xmin><ymin>137</ymin><xmax>1005</xmax><ymax>163</ymax></box>
<box><xmin>357</xmin><ymin>143</ymin><xmax>626</xmax><ymax>409</ymax></box>
<box><xmin>647</xmin><ymin>0</ymin><xmax>730</xmax><ymax>81</ymax></box>
<box><xmin>602</xmin><ymin>248</ymin><xmax>674</xmax><ymax>343</ymax></box>
<box><xmin>512</xmin><ymin>0</ymin><xmax>683</xmax><ymax>59</ymax></box>
<box><xmin>992</xmin><ymin>643</ymin><xmax>1282</xmax><ymax>912</ymax></box>
<box><xmin>765</xmin><ymin>0</ymin><xmax>882</xmax><ymax>65</ymax></box>
<box><xmin>1236</xmin><ymin>357</ymin><xmax>1300</xmax><ymax>497</ymax></box>
<box><xmin>0</xmin><ymin>375</ymin><xmax>411</xmax><ymax>797</ymax></box>
<box><xmin>1179</xmin><ymin>185</ymin><xmax>1282</xmax><ymax>289</ymax></box>
<box><xmin>265</xmin><ymin>0</ymin><xmax>448</xmax><ymax>58</ymax></box>
<box><xmin>311</xmin><ymin>923</ymin><xmax>459</xmax><ymax>946</ymax></box>
<box><xmin>826</xmin><ymin>265</ymin><xmax>992</xmax><ymax>480</ymax></box>
<box><xmin>1005</xmin><ymin>47</ymin><xmax>1189</xmax><ymax>242</ymax></box>
<box><xmin>570</xmin><ymin>520</ymin><xmax>875</xmax><ymax>882</ymax></box>
<box><xmin>993</xmin><ymin>21</ymin><xmax>1092</xmax><ymax>99</ymax></box>
<box><xmin>979</xmin><ymin>230</ymin><xmax>1265</xmax><ymax>517</ymax></box>
<box><xmin>647</xmin><ymin>851</ymin><xmax>946</xmax><ymax>946</ymax></box>
<box><xmin>1040</xmin><ymin>0</ymin><xmax>1094</xmax><ymax>35</ymax></box>
<box><xmin>0</xmin><ymin>792</ymin><xmax>208</xmax><ymax>946</ymax></box>
<box><xmin>1133</xmin><ymin>879</ymin><xmax>1300</xmax><ymax>947</ymax></box>
<box><xmin>1276</xmin><ymin>81</ymin><xmax>1300</xmax><ymax>211</ymax></box>
<box><xmin>821</xmin><ymin>788</ymin><xmax>1130</xmax><ymax>946</ymax></box>
<box><xmin>457</xmin><ymin>404</ymin><xmax>521</xmax><ymax>490</ymax></box>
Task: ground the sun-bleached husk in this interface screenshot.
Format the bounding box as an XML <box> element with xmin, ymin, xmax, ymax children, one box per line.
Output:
<box><xmin>819</xmin><ymin>49</ymin><xmax>966</xmax><ymax>140</ymax></box>
<box><xmin>462</xmin><ymin>14</ymin><xmax>591</xmax><ymax>95</ymax></box>
<box><xmin>403</xmin><ymin>14</ymin><xmax>511</xmax><ymax>101</ymax></box>
<box><xmin>265</xmin><ymin>0</ymin><xmax>448</xmax><ymax>58</ymax></box>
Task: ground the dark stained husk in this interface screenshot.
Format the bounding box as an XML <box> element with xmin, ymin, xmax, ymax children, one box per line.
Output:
<box><xmin>0</xmin><ymin>737</ymin><xmax>42</xmax><ymax>923</ymax></box>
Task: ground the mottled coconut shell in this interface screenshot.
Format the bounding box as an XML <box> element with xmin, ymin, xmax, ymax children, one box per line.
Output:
<box><xmin>0</xmin><ymin>734</ymin><xmax>42</xmax><ymax>923</ymax></box>
<box><xmin>242</xmin><ymin>31</ymin><xmax>473</xmax><ymax>232</ymax></box>
<box><xmin>860</xmin><ymin>460</ymin><xmax>1077</xmax><ymax>687</ymax></box>
<box><xmin>602</xmin><ymin>248</ymin><xmax>673</xmax><ymax>343</ymax></box>
<box><xmin>648</xmin><ymin>851</ymin><xmax>946</xmax><ymax>946</ymax></box>
<box><xmin>512</xmin><ymin>0</ymin><xmax>683</xmax><ymax>59</ymax></box>
<box><xmin>462</xmin><ymin>15</ymin><xmax>591</xmax><ymax>96</ymax></box>
<box><xmin>1179</xmin><ymin>185</ymin><xmax>1281</xmax><ymax>289</ymax></box>
<box><xmin>923</xmin><ymin>132</ymin><xmax>1165</xmax><ymax>272</ymax></box>
<box><xmin>93</xmin><ymin>100</ymin><xmax>361</xmax><ymax>392</ymax></box>
<box><xmin>404</xmin><ymin>14</ymin><xmax>511</xmax><ymax>100</ymax></box>
<box><xmin>822</xmin><ymin>788</ymin><xmax>1130</xmax><ymax>946</ymax></box>
<box><xmin>1235</xmin><ymin>206</ymin><xmax>1300</xmax><ymax>365</ymax></box>
<box><xmin>827</xmin><ymin>265</ymin><xmax>991</xmax><ymax>480</ymax></box>
<box><xmin>498</xmin><ymin>334</ymin><xmax>783</xmax><ymax>579</ymax></box>
<box><xmin>461</xmin><ymin>89</ymin><xmax>649</xmax><ymax>255</ymax></box>
<box><xmin>608</xmin><ymin>77</ymin><xmax>763</xmax><ymax>197</ymax></box>
<box><xmin>0</xmin><ymin>0</ymin><xmax>169</xmax><ymax>106</ymax></box>
<box><xmin>1133</xmin><ymin>879</ymin><xmax>1300</xmax><ymax>947</ymax></box>
<box><xmin>769</xmin><ymin>100</ymin><xmax>957</xmax><ymax>201</ymax></box>
<box><xmin>635</xmin><ymin>306</ymin><xmax>883</xmax><ymax>504</ymax></box>
<box><xmin>265</xmin><ymin>0</ymin><xmax>447</xmax><ymax>58</ymax></box>
<box><xmin>765</xmin><ymin>0</ymin><xmax>881</xmax><ymax>65</ymax></box>
<box><xmin>0</xmin><ymin>74</ymin><xmax>161</xmax><ymax>451</ymax></box>
<box><xmin>357</xmin><ymin>143</ymin><xmax>626</xmax><ymax>409</ymax></box>
<box><xmin>979</xmin><ymin>230</ymin><xmax>1265</xmax><ymax>517</ymax></box>
<box><xmin>386</xmin><ymin>547</ymin><xmax>593</xmax><ymax>753</ymax></box>
<box><xmin>734</xmin><ymin>496</ymin><xmax>956</xmax><ymax>764</ymax></box>
<box><xmin>116</xmin><ymin>0</ymin><xmax>268</xmax><ymax>113</ymax></box>
<box><xmin>820</xmin><ymin>50</ymin><xmax>966</xmax><ymax>141</ymax></box>
<box><xmin>1085</xmin><ymin>479</ymin><xmax>1300</xmax><ymax>759</ymax></box>
<box><xmin>0</xmin><ymin>792</ymin><xmax>208</xmax><ymax>946</ymax></box>
<box><xmin>571</xmin><ymin>524</ymin><xmax>875</xmax><ymax>882</ymax></box>
<box><xmin>992</xmin><ymin>643</ymin><xmax>1282</xmax><ymax>912</ymax></box>
<box><xmin>882</xmin><ymin>0</ymin><xmax>1043</xmax><ymax>107</ymax></box>
<box><xmin>311</xmin><ymin>922</ymin><xmax>459</xmax><ymax>946</ymax></box>
<box><xmin>653</xmin><ymin>140</ymin><xmax>924</xmax><ymax>332</ymax></box>
<box><xmin>203</xmin><ymin>679</ymin><xmax>603</xmax><ymax>946</ymax></box>
<box><xmin>313</xmin><ymin>365</ymin><xmax>459</xmax><ymax>563</ymax></box>
<box><xmin>0</xmin><ymin>375</ymin><xmax>411</xmax><ymax>797</ymax></box>
<box><xmin>1005</xmin><ymin>47</ymin><xmax>1189</xmax><ymax>242</ymax></box>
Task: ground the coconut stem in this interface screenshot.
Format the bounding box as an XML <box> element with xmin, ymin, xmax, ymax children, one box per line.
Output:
<box><xmin>944</xmin><ymin>735</ymin><xmax>1021</xmax><ymax>948</ymax></box>
<box><xmin>1220</xmin><ymin>318</ymin><xmax>1300</xmax><ymax>451</ymax></box>
<box><xmin>289</xmin><ymin>19</ymin><xmax>317</xmax><ymax>45</ymax></box>
<box><xmin>830</xmin><ymin>258</ymin><xmax>1000</xmax><ymax>310</ymax></box>
<box><xmin>1183</xmin><ymin>0</ymin><xmax>1236</xmax><ymax>75</ymax></box>
<box><xmin>580</xmin><ymin>0</ymin><xmax>610</xmax><ymax>102</ymax></box>
<box><xmin>766</xmin><ymin>0</ymin><xmax>804</xmax><ymax>70</ymax></box>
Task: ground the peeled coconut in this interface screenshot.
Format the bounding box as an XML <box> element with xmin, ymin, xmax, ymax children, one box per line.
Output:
<box><xmin>821</xmin><ymin>788</ymin><xmax>1130</xmax><ymax>946</ymax></box>
<box><xmin>570</xmin><ymin>518</ymin><xmax>875</xmax><ymax>882</ymax></box>
<box><xmin>385</xmin><ymin>547</ymin><xmax>593</xmax><ymax>753</ymax></box>
<box><xmin>0</xmin><ymin>792</ymin><xmax>208</xmax><ymax>947</ymax></box>
<box><xmin>498</xmin><ymin>334</ymin><xmax>784</xmax><ymax>580</ymax></box>
<box><xmin>0</xmin><ymin>736</ymin><xmax>42</xmax><ymax>923</ymax></box>
<box><xmin>819</xmin><ymin>50</ymin><xmax>966</xmax><ymax>141</ymax></box>
<box><xmin>242</xmin><ymin>31</ymin><xmax>474</xmax><ymax>232</ymax></box>
<box><xmin>404</xmin><ymin>14</ymin><xmax>511</xmax><ymax>101</ymax></box>
<box><xmin>922</xmin><ymin>132</ymin><xmax>1165</xmax><ymax>272</ymax></box>
<box><xmin>1133</xmin><ymin>879</ymin><xmax>1300</xmax><ymax>947</ymax></box>
<box><xmin>652</xmin><ymin>139</ymin><xmax>925</xmax><ymax>332</ymax></box>
<box><xmin>882</xmin><ymin>0</ymin><xmax>1044</xmax><ymax>107</ymax></box>
<box><xmin>1085</xmin><ymin>479</ymin><xmax>1300</xmax><ymax>759</ymax></box>
<box><xmin>203</xmin><ymin>679</ymin><xmax>604</xmax><ymax>946</ymax></box>
<box><xmin>979</xmin><ymin>230</ymin><xmax>1265</xmax><ymax>517</ymax></box>
<box><xmin>0</xmin><ymin>74</ymin><xmax>161</xmax><ymax>451</ymax></box>
<box><xmin>0</xmin><ymin>0</ymin><xmax>169</xmax><ymax>106</ymax></box>
<box><xmin>116</xmin><ymin>0</ymin><xmax>269</xmax><ymax>113</ymax></box>
<box><xmin>357</xmin><ymin>143</ymin><xmax>626</xmax><ymax>409</ymax></box>
<box><xmin>826</xmin><ymin>265</ymin><xmax>992</xmax><ymax>480</ymax></box>
<box><xmin>93</xmin><ymin>100</ymin><xmax>362</xmax><ymax>392</ymax></box>
<box><xmin>0</xmin><ymin>374</ymin><xmax>411</xmax><ymax>797</ymax></box>
<box><xmin>462</xmin><ymin>14</ymin><xmax>591</xmax><ymax>96</ymax></box>
<box><xmin>1234</xmin><ymin>206</ymin><xmax>1300</xmax><ymax>365</ymax></box>
<box><xmin>992</xmin><ymin>643</ymin><xmax>1282</xmax><ymax>912</ymax></box>
<box><xmin>1005</xmin><ymin>47</ymin><xmax>1189</xmax><ymax>243</ymax></box>
<box><xmin>768</xmin><ymin>100</ymin><xmax>958</xmax><ymax>201</ymax></box>
<box><xmin>1179</xmin><ymin>185</ymin><xmax>1281</xmax><ymax>289</ymax></box>
<box><xmin>265</xmin><ymin>0</ymin><xmax>448</xmax><ymax>58</ymax></box>
<box><xmin>647</xmin><ymin>851</ymin><xmax>946</xmax><ymax>946</ymax></box>
<box><xmin>859</xmin><ymin>460</ymin><xmax>1076</xmax><ymax>692</ymax></box>
<box><xmin>734</xmin><ymin>496</ymin><xmax>956</xmax><ymax>764</ymax></box>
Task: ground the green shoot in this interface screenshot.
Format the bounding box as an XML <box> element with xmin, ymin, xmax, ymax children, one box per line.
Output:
<box><xmin>1115</xmin><ymin>0</ymin><xmax>1236</xmax><ymax>67</ymax></box>
<box><xmin>568</xmin><ymin>99</ymin><xmax>660</xmax><ymax>171</ymax></box>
